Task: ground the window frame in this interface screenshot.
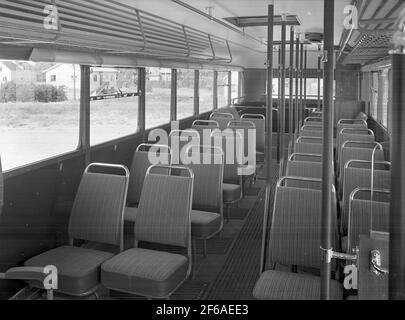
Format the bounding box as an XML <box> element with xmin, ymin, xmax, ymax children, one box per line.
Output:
<box><xmin>1</xmin><ymin>62</ymin><xmax>83</xmax><ymax>174</ymax></box>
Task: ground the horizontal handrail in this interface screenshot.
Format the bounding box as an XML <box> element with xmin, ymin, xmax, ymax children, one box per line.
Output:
<box><xmin>192</xmin><ymin>120</ymin><xmax>219</xmax><ymax>127</ymax></box>
<box><xmin>241</xmin><ymin>114</ymin><xmax>265</xmax><ymax>120</ymax></box>
<box><xmin>146</xmin><ymin>164</ymin><xmax>194</xmax><ymax>178</ymax></box>
<box><xmin>227</xmin><ymin>120</ymin><xmax>256</xmax><ymax>129</ymax></box>
<box><xmin>136</xmin><ymin>143</ymin><xmax>171</xmax><ymax>154</ymax></box>
<box><xmin>341</xmin><ymin>140</ymin><xmax>382</xmax><ymax>150</ymax></box>
<box><xmin>339</xmin><ymin>128</ymin><xmax>374</xmax><ymax>137</ymax></box>
<box><xmin>288</xmin><ymin>153</ymin><xmax>322</xmax><ymax>161</ymax></box>
<box><xmin>85</xmin><ymin>162</ymin><xmax>129</xmax><ymax>177</ymax></box>
<box><xmin>345</xmin><ymin>160</ymin><xmax>391</xmax><ymax>170</ymax></box>
<box><xmin>337</xmin><ymin>119</ymin><xmax>367</xmax><ymax>126</ymax></box>
<box><xmin>210</xmin><ymin>112</ymin><xmax>234</xmax><ymax>119</ymax></box>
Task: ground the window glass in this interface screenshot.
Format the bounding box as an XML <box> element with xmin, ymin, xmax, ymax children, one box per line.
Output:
<box><xmin>177</xmin><ymin>69</ymin><xmax>194</xmax><ymax>119</ymax></box>
<box><xmin>145</xmin><ymin>67</ymin><xmax>171</xmax><ymax>129</ymax></box>
<box><xmin>199</xmin><ymin>70</ymin><xmax>214</xmax><ymax>113</ymax></box>
<box><xmin>0</xmin><ymin>61</ymin><xmax>80</xmax><ymax>171</ymax></box>
<box><xmin>381</xmin><ymin>69</ymin><xmax>389</xmax><ymax>128</ymax></box>
<box><xmin>231</xmin><ymin>71</ymin><xmax>239</xmax><ymax>101</ymax></box>
<box><xmin>371</xmin><ymin>72</ymin><xmax>379</xmax><ymax>119</ymax></box>
<box><xmin>306</xmin><ymin>78</ymin><xmax>323</xmax><ymax>98</ymax></box>
<box><xmin>217</xmin><ymin>72</ymin><xmax>229</xmax><ymax>108</ymax></box>
<box><xmin>90</xmin><ymin>68</ymin><xmax>139</xmax><ymax>145</ymax></box>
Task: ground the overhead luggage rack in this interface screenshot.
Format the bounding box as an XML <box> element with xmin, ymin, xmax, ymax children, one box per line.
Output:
<box><xmin>340</xmin><ymin>0</ymin><xmax>405</xmax><ymax>65</ymax></box>
<box><xmin>0</xmin><ymin>0</ymin><xmax>233</xmax><ymax>63</ymax></box>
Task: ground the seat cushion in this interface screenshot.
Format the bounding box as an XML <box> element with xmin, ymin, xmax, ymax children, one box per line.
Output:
<box><xmin>223</xmin><ymin>183</ymin><xmax>241</xmax><ymax>203</ymax></box>
<box><xmin>124</xmin><ymin>206</ymin><xmax>138</xmax><ymax>222</ymax></box>
<box><xmin>101</xmin><ymin>248</ymin><xmax>189</xmax><ymax>298</ymax></box>
<box><xmin>253</xmin><ymin>270</ymin><xmax>343</xmax><ymax>300</ymax></box>
<box><xmin>24</xmin><ymin>246</ymin><xmax>114</xmax><ymax>295</ymax></box>
<box><xmin>191</xmin><ymin>210</ymin><xmax>221</xmax><ymax>239</ymax></box>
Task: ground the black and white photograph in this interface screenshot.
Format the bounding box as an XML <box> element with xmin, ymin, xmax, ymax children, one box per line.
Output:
<box><xmin>0</xmin><ymin>0</ymin><xmax>404</xmax><ymax>307</ymax></box>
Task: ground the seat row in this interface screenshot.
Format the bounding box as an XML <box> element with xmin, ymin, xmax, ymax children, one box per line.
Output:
<box><xmin>253</xmin><ymin>110</ymin><xmax>390</xmax><ymax>300</ymax></box>
<box><xmin>0</xmin><ymin>107</ymin><xmax>263</xmax><ymax>299</ymax></box>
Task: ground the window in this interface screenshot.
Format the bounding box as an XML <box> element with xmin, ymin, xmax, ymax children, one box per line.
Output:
<box><xmin>93</xmin><ymin>75</ymin><xmax>98</xmax><ymax>82</ymax></box>
<box><xmin>306</xmin><ymin>78</ymin><xmax>323</xmax><ymax>98</ymax></box>
<box><xmin>199</xmin><ymin>70</ymin><xmax>214</xmax><ymax>113</ymax></box>
<box><xmin>371</xmin><ymin>72</ymin><xmax>379</xmax><ymax>119</ymax></box>
<box><xmin>381</xmin><ymin>69</ymin><xmax>389</xmax><ymax>128</ymax></box>
<box><xmin>90</xmin><ymin>67</ymin><xmax>139</xmax><ymax>145</ymax></box>
<box><xmin>0</xmin><ymin>61</ymin><xmax>80</xmax><ymax>171</ymax></box>
<box><xmin>231</xmin><ymin>71</ymin><xmax>239</xmax><ymax>100</ymax></box>
<box><xmin>145</xmin><ymin>67</ymin><xmax>171</xmax><ymax>129</ymax></box>
<box><xmin>177</xmin><ymin>69</ymin><xmax>194</xmax><ymax>120</ymax></box>
<box><xmin>217</xmin><ymin>72</ymin><xmax>229</xmax><ymax>108</ymax></box>
<box><xmin>50</xmin><ymin>75</ymin><xmax>56</xmax><ymax>82</ymax></box>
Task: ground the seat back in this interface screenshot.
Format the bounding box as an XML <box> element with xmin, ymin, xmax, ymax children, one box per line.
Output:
<box><xmin>304</xmin><ymin>117</ymin><xmax>323</xmax><ymax>126</ymax></box>
<box><xmin>241</xmin><ymin>114</ymin><xmax>265</xmax><ymax>152</ymax></box>
<box><xmin>268</xmin><ymin>177</ymin><xmax>337</xmax><ymax>269</ymax></box>
<box><xmin>339</xmin><ymin>143</ymin><xmax>384</xmax><ymax>179</ymax></box>
<box><xmin>221</xmin><ymin>107</ymin><xmax>241</xmax><ymax>120</ymax></box>
<box><xmin>336</xmin><ymin>120</ymin><xmax>367</xmax><ymax>137</ymax></box>
<box><xmin>342</xmin><ymin>161</ymin><xmax>391</xmax><ymax>232</ymax></box>
<box><xmin>68</xmin><ymin>163</ymin><xmax>130</xmax><ymax>249</ymax></box>
<box><xmin>211</xmin><ymin>130</ymin><xmax>243</xmax><ymax>184</ymax></box>
<box><xmin>127</xmin><ymin>144</ymin><xmax>171</xmax><ymax>206</ymax></box>
<box><xmin>347</xmin><ymin>189</ymin><xmax>390</xmax><ymax>252</ymax></box>
<box><xmin>210</xmin><ymin>112</ymin><xmax>234</xmax><ymax>131</ymax></box>
<box><xmin>0</xmin><ymin>156</ymin><xmax>3</xmax><ymax>217</ymax></box>
<box><xmin>300</xmin><ymin>125</ymin><xmax>323</xmax><ymax>138</ymax></box>
<box><xmin>184</xmin><ymin>146</ymin><xmax>223</xmax><ymax>213</ymax></box>
<box><xmin>295</xmin><ymin>137</ymin><xmax>323</xmax><ymax>155</ymax></box>
<box><xmin>337</xmin><ymin>129</ymin><xmax>375</xmax><ymax>161</ymax></box>
<box><xmin>169</xmin><ymin>130</ymin><xmax>200</xmax><ymax>165</ymax></box>
<box><xmin>135</xmin><ymin>165</ymin><xmax>193</xmax><ymax>248</ymax></box>
<box><xmin>192</xmin><ymin>120</ymin><xmax>219</xmax><ymax>137</ymax></box>
<box><xmin>227</xmin><ymin>120</ymin><xmax>256</xmax><ymax>170</ymax></box>
<box><xmin>286</xmin><ymin>161</ymin><xmax>322</xmax><ymax>189</ymax></box>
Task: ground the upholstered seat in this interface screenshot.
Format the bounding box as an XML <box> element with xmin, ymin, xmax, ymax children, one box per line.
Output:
<box><xmin>25</xmin><ymin>246</ymin><xmax>114</xmax><ymax>295</ymax></box>
<box><xmin>101</xmin><ymin>248</ymin><xmax>188</xmax><ymax>298</ymax></box>
<box><xmin>22</xmin><ymin>163</ymin><xmax>129</xmax><ymax>297</ymax></box>
<box><xmin>101</xmin><ymin>166</ymin><xmax>193</xmax><ymax>299</ymax></box>
<box><xmin>223</xmin><ymin>183</ymin><xmax>242</xmax><ymax>203</ymax></box>
<box><xmin>253</xmin><ymin>180</ymin><xmax>342</xmax><ymax>300</ymax></box>
<box><xmin>191</xmin><ymin>210</ymin><xmax>221</xmax><ymax>238</ymax></box>
<box><xmin>253</xmin><ymin>270</ymin><xmax>343</xmax><ymax>300</ymax></box>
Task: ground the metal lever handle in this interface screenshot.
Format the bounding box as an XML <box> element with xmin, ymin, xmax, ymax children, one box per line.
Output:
<box><xmin>370</xmin><ymin>250</ymin><xmax>389</xmax><ymax>275</ymax></box>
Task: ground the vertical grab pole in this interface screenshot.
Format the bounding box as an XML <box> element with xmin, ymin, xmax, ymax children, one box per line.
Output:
<box><xmin>280</xmin><ymin>17</ymin><xmax>287</xmax><ymax>164</ymax></box>
<box><xmin>260</xmin><ymin>2</ymin><xmax>274</xmax><ymax>274</ymax></box>
<box><xmin>320</xmin><ymin>0</ymin><xmax>335</xmax><ymax>300</ymax></box>
<box><xmin>304</xmin><ymin>48</ymin><xmax>308</xmax><ymax>115</ymax></box>
<box><xmin>295</xmin><ymin>35</ymin><xmax>300</xmax><ymax>133</ymax></box>
<box><xmin>317</xmin><ymin>46</ymin><xmax>322</xmax><ymax>110</ymax></box>
<box><xmin>289</xmin><ymin>27</ymin><xmax>295</xmax><ymax>143</ymax></box>
<box><xmin>389</xmin><ymin>10</ymin><xmax>405</xmax><ymax>300</ymax></box>
<box><xmin>277</xmin><ymin>46</ymin><xmax>281</xmax><ymax>163</ymax></box>
<box><xmin>299</xmin><ymin>41</ymin><xmax>304</xmax><ymax>128</ymax></box>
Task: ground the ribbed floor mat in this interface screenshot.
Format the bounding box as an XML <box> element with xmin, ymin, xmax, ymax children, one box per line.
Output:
<box><xmin>194</xmin><ymin>237</ymin><xmax>233</xmax><ymax>255</ymax></box>
<box><xmin>203</xmin><ymin>164</ymin><xmax>278</xmax><ymax>300</ymax></box>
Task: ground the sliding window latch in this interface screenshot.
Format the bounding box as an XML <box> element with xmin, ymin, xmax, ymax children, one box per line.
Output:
<box><xmin>370</xmin><ymin>250</ymin><xmax>389</xmax><ymax>275</ymax></box>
